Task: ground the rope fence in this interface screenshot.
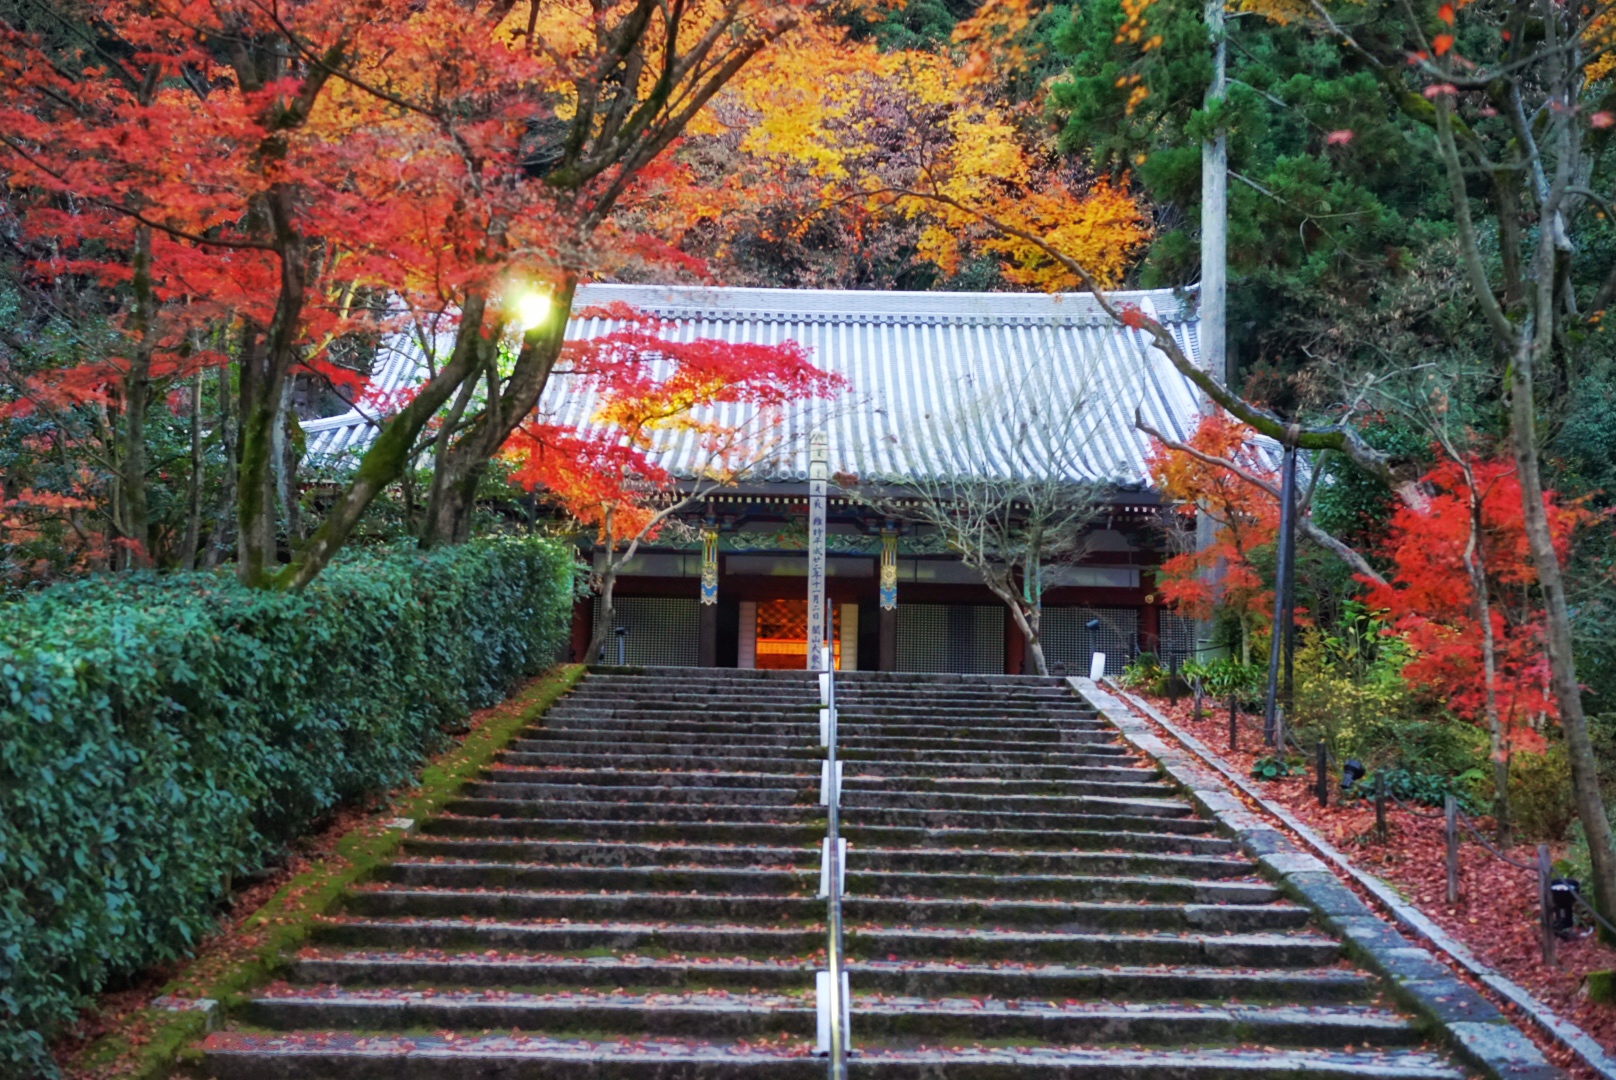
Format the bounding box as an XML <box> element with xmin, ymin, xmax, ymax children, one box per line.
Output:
<box><xmin>1167</xmin><ymin>680</ymin><xmax>1608</xmax><ymax>960</ymax></box>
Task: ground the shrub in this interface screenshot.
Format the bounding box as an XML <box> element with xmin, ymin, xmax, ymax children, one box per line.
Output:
<box><xmin>0</xmin><ymin>537</ymin><xmax>574</xmax><ymax>1076</ymax></box>
<box><xmin>1120</xmin><ymin>652</ymin><xmax>1166</xmax><ymax>693</ymax></box>
<box><xmin>1508</xmin><ymin>744</ymin><xmax>1576</xmax><ymax>840</ymax></box>
<box><xmin>1181</xmin><ymin>656</ymin><xmax>1265</xmax><ymax>705</ymax></box>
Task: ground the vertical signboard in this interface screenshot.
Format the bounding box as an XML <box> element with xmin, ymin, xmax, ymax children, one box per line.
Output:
<box><xmin>807</xmin><ymin>431</ymin><xmax>828</xmax><ymax>671</ymax></box>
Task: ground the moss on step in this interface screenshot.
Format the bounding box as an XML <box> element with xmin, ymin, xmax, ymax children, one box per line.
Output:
<box><xmin>69</xmin><ymin>663</ymin><xmax>585</xmax><ymax>1080</ymax></box>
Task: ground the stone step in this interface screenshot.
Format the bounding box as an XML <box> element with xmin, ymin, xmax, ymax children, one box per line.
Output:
<box><xmin>478</xmin><ymin>765</ymin><xmax>1163</xmax><ymax>794</ymax></box>
<box><xmin>341</xmin><ymin>887</ymin><xmax>1310</xmax><ymax>933</ymax></box>
<box><xmin>513</xmin><ymin>731</ymin><xmax>1128</xmax><ymax>754</ymax></box>
<box><xmin>201</xmin><ymin>1035</ymin><xmax>1464</xmax><ymax>1080</ymax></box>
<box><xmin>447</xmin><ymin>795</ymin><xmax>1209</xmax><ymax>834</ymax></box>
<box><xmin>289</xmin><ymin>951</ymin><xmax>1378</xmax><ymax>1003</ymax></box>
<box><xmin>420</xmin><ymin>814</ymin><xmax>826</xmax><ymax>845</ymax></box>
<box><xmin>846</xmin><ymin>774</ymin><xmax>1170</xmax><ymax>798</ymax></box>
<box><xmin>445</xmin><ymin>796</ymin><xmax>820</xmax><ymax>823</ymax></box>
<box><xmin>200</xmin><ymin>670</ymin><xmax>1461</xmax><ymax>1080</ymax></box>
<box><xmin>400</xmin><ymin>837</ymin><xmax>814</xmax><ymax>867</ymax></box>
<box><xmin>509</xmin><ymin>743</ymin><xmax>1140</xmax><ymax>767</ymax></box>
<box><xmin>548</xmin><ymin>704</ymin><xmax>1102</xmax><ymax>722</ymax></box>
<box><xmin>840</xmin><ymin>789</ymin><xmax>1185</xmax><ymax>814</ymax></box>
<box><xmin>462</xmin><ymin>779</ymin><xmax>1178</xmax><ymax>809</ymax></box>
<box><xmin>312</xmin><ymin>917</ymin><xmax>1343</xmax><ymax>966</ymax></box>
<box><xmin>240</xmin><ymin>988</ymin><xmax>1421</xmax><ymax>1048</ymax></box>
<box><xmin>420</xmin><ymin>815</ymin><xmax>1234</xmax><ymax>854</ymax></box>
<box><xmin>375</xmin><ymin>859</ymin><xmax>1277</xmax><ymax>904</ymax></box>
<box><xmin>480</xmin><ymin>766</ymin><xmax>817</xmax><ymax>788</ymax></box>
<box><xmin>396</xmin><ymin>839</ymin><xmax>1252</xmax><ymax>880</ymax></box>
<box><xmin>495</xmin><ymin>749</ymin><xmax>1140</xmax><ymax>772</ymax></box>
<box><xmin>537</xmin><ymin>716</ymin><xmax>1112</xmax><ymax>737</ymax></box>
<box><xmin>464</xmin><ymin>780</ymin><xmax>817</xmax><ymax>806</ymax></box>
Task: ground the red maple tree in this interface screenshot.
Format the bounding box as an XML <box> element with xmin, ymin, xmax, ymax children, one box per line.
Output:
<box><xmin>1362</xmin><ymin>455</ymin><xmax>1594</xmax><ymax>758</ymax></box>
<box><xmin>1147</xmin><ymin>413</ymin><xmax>1280</xmax><ymax>663</ymax></box>
<box><xmin>502</xmin><ymin>305</ymin><xmax>844</xmax><ymax>658</ymax></box>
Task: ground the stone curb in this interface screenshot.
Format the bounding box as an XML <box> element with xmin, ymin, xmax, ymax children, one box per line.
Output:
<box><xmin>1072</xmin><ymin>677</ymin><xmax>1585</xmax><ymax>1080</ymax></box>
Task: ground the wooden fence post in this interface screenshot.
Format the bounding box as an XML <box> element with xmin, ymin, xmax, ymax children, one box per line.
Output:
<box><xmin>1315</xmin><ymin>741</ymin><xmax>1328</xmax><ymax>808</ymax></box>
<box><xmin>1444</xmin><ymin>795</ymin><xmax>1459</xmax><ymax>905</ymax></box>
<box><xmin>1539</xmin><ymin>844</ymin><xmax>1557</xmax><ymax>966</ymax></box>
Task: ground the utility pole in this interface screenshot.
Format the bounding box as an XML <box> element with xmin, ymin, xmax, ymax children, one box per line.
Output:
<box><xmin>1202</xmin><ymin>0</ymin><xmax>1229</xmax><ymax>387</ymax></box>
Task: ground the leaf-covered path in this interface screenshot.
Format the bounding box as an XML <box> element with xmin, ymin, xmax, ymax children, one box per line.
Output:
<box><xmin>200</xmin><ymin>668</ymin><xmax>1464</xmax><ymax>1078</ymax></box>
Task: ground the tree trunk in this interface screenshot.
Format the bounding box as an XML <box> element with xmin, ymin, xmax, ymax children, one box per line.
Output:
<box><xmin>418</xmin><ymin>355</ymin><xmax>488</xmax><ymax>545</ymax></box>
<box><xmin>420</xmin><ymin>276</ymin><xmax>577</xmax><ymax>549</ymax></box>
<box><xmin>118</xmin><ymin>222</ymin><xmax>156</xmax><ymax>568</ymax></box>
<box><xmin>1509</xmin><ymin>332</ymin><xmax>1616</xmax><ymax>937</ymax></box>
<box><xmin>202</xmin><ymin>358</ymin><xmax>237</xmax><ymax>570</ymax></box>
<box><xmin>1459</xmin><ymin>468</ymin><xmax>1512</xmax><ymax>846</ymax></box>
<box><xmin>274</xmin><ymin>294</ymin><xmax>492</xmax><ymax>589</ymax></box>
<box><xmin>586</xmin><ymin>555</ymin><xmax>621</xmax><ymax>664</ymax></box>
<box><xmin>237</xmin><ymin>188</ymin><xmax>310</xmax><ymax>586</ymax></box>
<box><xmin>273</xmin><ymin>375</ymin><xmax>302</xmax><ymax>543</ymax></box>
<box><xmin>180</xmin><ymin>371</ymin><xmax>204</xmax><ymax>570</ymax></box>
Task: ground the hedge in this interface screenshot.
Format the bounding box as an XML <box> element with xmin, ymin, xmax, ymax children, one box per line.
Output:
<box><xmin>0</xmin><ymin>537</ymin><xmax>575</xmax><ymax>1076</ymax></box>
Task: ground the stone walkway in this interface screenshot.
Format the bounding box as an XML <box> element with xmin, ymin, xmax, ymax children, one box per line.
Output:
<box><xmin>200</xmin><ymin>667</ymin><xmax>1466</xmax><ymax>1078</ymax></box>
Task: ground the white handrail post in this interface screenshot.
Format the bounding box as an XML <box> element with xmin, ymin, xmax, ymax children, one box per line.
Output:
<box><xmin>813</xmin><ymin>626</ymin><xmax>849</xmax><ymax>1077</ymax></box>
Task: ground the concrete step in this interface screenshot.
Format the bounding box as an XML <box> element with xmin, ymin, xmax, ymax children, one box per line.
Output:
<box><xmin>288</xmin><ymin>951</ymin><xmax>1378</xmax><ymax>1003</ymax></box>
<box><xmin>202</xmin><ymin>1035</ymin><xmax>1464</xmax><ymax>1079</ymax></box>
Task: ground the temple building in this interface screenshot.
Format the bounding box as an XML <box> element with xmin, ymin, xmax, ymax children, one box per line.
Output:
<box><xmin>303</xmin><ymin>284</ymin><xmax>1207</xmax><ymax>675</ymax></box>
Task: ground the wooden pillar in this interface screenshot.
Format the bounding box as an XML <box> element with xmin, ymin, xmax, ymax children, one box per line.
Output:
<box><xmin>571</xmin><ymin>597</ymin><xmax>594</xmax><ymax>664</ymax></box>
<box><xmin>1140</xmin><ymin>601</ymin><xmax>1161</xmax><ymax>657</ymax></box>
<box><xmin>879</xmin><ymin>607</ymin><xmax>897</xmax><ymax>672</ymax></box>
<box><xmin>1004</xmin><ymin>607</ymin><xmax>1025</xmax><ymax>675</ymax></box>
<box><xmin>738</xmin><ymin>601</ymin><xmax>758</xmax><ymax>668</ymax></box>
<box><xmin>699</xmin><ymin>601</ymin><xmax>718</xmax><ymax>668</ymax></box>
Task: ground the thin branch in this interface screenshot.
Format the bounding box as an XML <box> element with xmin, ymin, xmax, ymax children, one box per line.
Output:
<box><xmin>1136</xmin><ymin>412</ymin><xmax>1389</xmax><ymax>588</ymax></box>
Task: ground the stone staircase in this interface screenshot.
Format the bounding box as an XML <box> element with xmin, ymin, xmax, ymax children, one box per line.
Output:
<box><xmin>202</xmin><ymin>667</ymin><xmax>1465</xmax><ymax>1078</ymax></box>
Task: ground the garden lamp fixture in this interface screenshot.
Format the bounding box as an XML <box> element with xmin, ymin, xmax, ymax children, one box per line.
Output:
<box><xmin>1340</xmin><ymin>759</ymin><xmax>1365</xmax><ymax>791</ymax></box>
<box><xmin>516</xmin><ymin>290</ymin><xmax>551</xmax><ymax>330</ymax></box>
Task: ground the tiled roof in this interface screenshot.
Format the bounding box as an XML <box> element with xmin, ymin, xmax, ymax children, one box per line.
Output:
<box><xmin>301</xmin><ymin>283</ymin><xmax>1205</xmax><ymax>487</ymax></box>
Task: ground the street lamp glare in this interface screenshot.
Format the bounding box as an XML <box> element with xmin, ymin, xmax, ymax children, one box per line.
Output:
<box><xmin>517</xmin><ymin>291</ymin><xmax>550</xmax><ymax>330</ymax></box>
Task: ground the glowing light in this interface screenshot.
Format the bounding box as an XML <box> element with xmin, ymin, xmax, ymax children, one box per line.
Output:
<box><xmin>516</xmin><ymin>291</ymin><xmax>551</xmax><ymax>330</ymax></box>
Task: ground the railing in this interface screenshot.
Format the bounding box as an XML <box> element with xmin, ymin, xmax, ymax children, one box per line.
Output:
<box><xmin>816</xmin><ymin>641</ymin><xmax>850</xmax><ymax>1078</ymax></box>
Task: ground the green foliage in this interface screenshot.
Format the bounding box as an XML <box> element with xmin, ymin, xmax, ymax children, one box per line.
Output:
<box><xmin>1181</xmin><ymin>656</ymin><xmax>1264</xmax><ymax>704</ymax></box>
<box><xmin>1047</xmin><ymin>0</ymin><xmax>1457</xmax><ymax>407</ymax></box>
<box><xmin>0</xmin><ymin>537</ymin><xmax>574</xmax><ymax>1075</ymax></box>
<box><xmin>1508</xmin><ymin>745</ymin><xmax>1577</xmax><ymax>842</ymax></box>
<box><xmin>1120</xmin><ymin>651</ymin><xmax>1167</xmax><ymax>693</ymax></box>
<box><xmin>1359</xmin><ymin>766</ymin><xmax>1484</xmax><ymax>813</ymax></box>
<box><xmin>1251</xmin><ymin>755</ymin><xmax>1299</xmax><ymax>781</ymax></box>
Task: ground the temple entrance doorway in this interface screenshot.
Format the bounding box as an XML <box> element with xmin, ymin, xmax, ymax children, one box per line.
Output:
<box><xmin>745</xmin><ymin>598</ymin><xmax>848</xmax><ymax>669</ymax></box>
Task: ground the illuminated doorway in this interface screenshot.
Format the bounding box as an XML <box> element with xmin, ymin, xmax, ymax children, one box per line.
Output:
<box><xmin>753</xmin><ymin>599</ymin><xmax>842</xmax><ymax>670</ymax></box>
